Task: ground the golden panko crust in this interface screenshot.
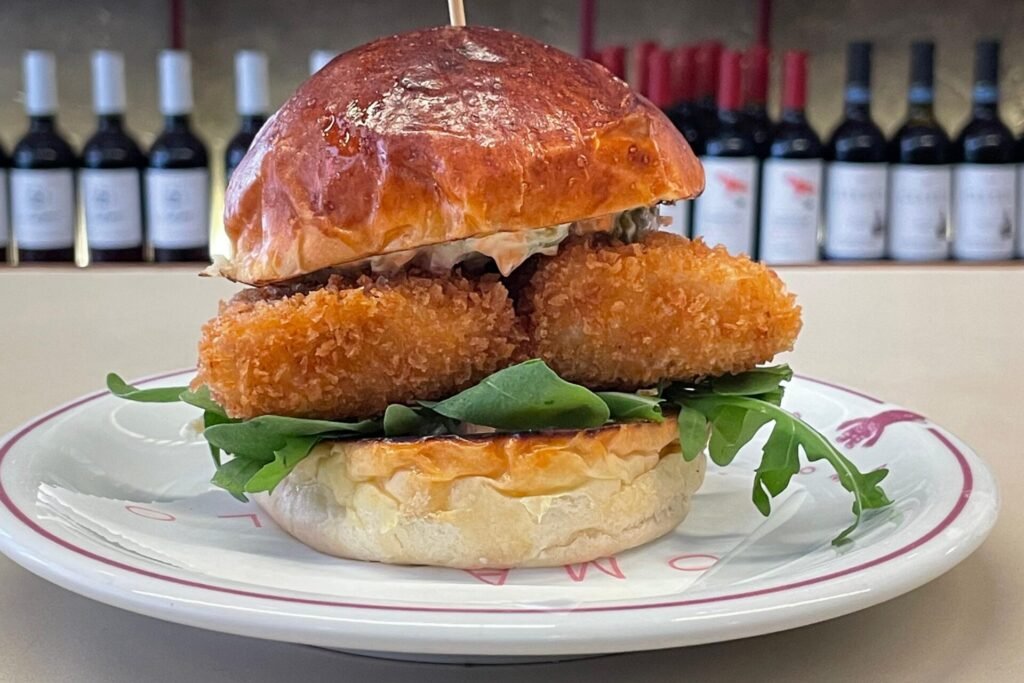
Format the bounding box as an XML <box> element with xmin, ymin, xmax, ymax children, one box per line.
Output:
<box><xmin>517</xmin><ymin>232</ymin><xmax>802</xmax><ymax>389</ymax></box>
<box><xmin>195</xmin><ymin>272</ymin><xmax>524</xmax><ymax>420</ymax></box>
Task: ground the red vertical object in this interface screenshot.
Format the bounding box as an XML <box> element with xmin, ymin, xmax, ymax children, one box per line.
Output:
<box><xmin>597</xmin><ymin>45</ymin><xmax>626</xmax><ymax>80</ymax></box>
<box><xmin>757</xmin><ymin>0</ymin><xmax>772</xmax><ymax>49</ymax></box>
<box><xmin>744</xmin><ymin>44</ymin><xmax>770</xmax><ymax>106</ymax></box>
<box><xmin>647</xmin><ymin>48</ymin><xmax>673</xmax><ymax>108</ymax></box>
<box><xmin>634</xmin><ymin>41</ymin><xmax>659</xmax><ymax>95</ymax></box>
<box><xmin>671</xmin><ymin>45</ymin><xmax>698</xmax><ymax>104</ymax></box>
<box><xmin>580</xmin><ymin>0</ymin><xmax>597</xmax><ymax>59</ymax></box>
<box><xmin>695</xmin><ymin>41</ymin><xmax>723</xmax><ymax>102</ymax></box>
<box><xmin>169</xmin><ymin>0</ymin><xmax>185</xmax><ymax>49</ymax></box>
<box><xmin>717</xmin><ymin>50</ymin><xmax>743</xmax><ymax>110</ymax></box>
<box><xmin>781</xmin><ymin>50</ymin><xmax>808</xmax><ymax>109</ymax></box>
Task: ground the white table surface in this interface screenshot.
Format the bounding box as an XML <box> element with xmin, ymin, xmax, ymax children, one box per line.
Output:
<box><xmin>0</xmin><ymin>264</ymin><xmax>1020</xmax><ymax>682</ymax></box>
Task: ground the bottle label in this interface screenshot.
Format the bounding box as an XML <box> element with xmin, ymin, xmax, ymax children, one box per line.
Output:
<box><xmin>80</xmin><ymin>168</ymin><xmax>143</xmax><ymax>249</ymax></box>
<box><xmin>659</xmin><ymin>201</ymin><xmax>691</xmax><ymax>237</ymax></box>
<box><xmin>693</xmin><ymin>157</ymin><xmax>758</xmax><ymax>255</ymax></box>
<box><xmin>758</xmin><ymin>158</ymin><xmax>822</xmax><ymax>264</ymax></box>
<box><xmin>953</xmin><ymin>165</ymin><xmax>1015</xmax><ymax>260</ymax></box>
<box><xmin>888</xmin><ymin>165</ymin><xmax>950</xmax><ymax>260</ymax></box>
<box><xmin>10</xmin><ymin>168</ymin><xmax>76</xmax><ymax>250</ymax></box>
<box><xmin>0</xmin><ymin>170</ymin><xmax>8</xmax><ymax>249</ymax></box>
<box><xmin>145</xmin><ymin>168</ymin><xmax>210</xmax><ymax>249</ymax></box>
<box><xmin>824</xmin><ymin>162</ymin><xmax>887</xmax><ymax>258</ymax></box>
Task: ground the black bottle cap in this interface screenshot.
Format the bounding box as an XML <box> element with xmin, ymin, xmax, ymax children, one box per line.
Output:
<box><xmin>846</xmin><ymin>42</ymin><xmax>872</xmax><ymax>87</ymax></box>
<box><xmin>974</xmin><ymin>40</ymin><xmax>999</xmax><ymax>85</ymax></box>
<box><xmin>909</xmin><ymin>42</ymin><xmax>934</xmax><ymax>87</ymax></box>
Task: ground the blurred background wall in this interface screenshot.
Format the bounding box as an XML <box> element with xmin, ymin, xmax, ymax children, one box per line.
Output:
<box><xmin>0</xmin><ymin>0</ymin><xmax>1021</xmax><ymax>174</ymax></box>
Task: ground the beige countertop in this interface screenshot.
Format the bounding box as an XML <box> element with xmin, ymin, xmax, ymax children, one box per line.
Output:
<box><xmin>0</xmin><ymin>265</ymin><xmax>1020</xmax><ymax>682</ymax></box>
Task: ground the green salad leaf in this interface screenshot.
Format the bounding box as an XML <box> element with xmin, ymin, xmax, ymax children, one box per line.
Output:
<box><xmin>107</xmin><ymin>362</ymin><xmax>892</xmax><ymax>545</ymax></box>
<box><xmin>597</xmin><ymin>392</ymin><xmax>664</xmax><ymax>422</ymax></box>
<box><xmin>430</xmin><ymin>359</ymin><xmax>610</xmax><ymax>430</ymax></box>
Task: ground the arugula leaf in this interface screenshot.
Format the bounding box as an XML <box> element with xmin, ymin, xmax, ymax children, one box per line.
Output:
<box><xmin>383</xmin><ymin>404</ymin><xmax>448</xmax><ymax>437</ymax></box>
<box><xmin>431</xmin><ymin>360</ymin><xmax>610</xmax><ymax>431</ymax></box>
<box><xmin>597</xmin><ymin>392</ymin><xmax>664</xmax><ymax>422</ymax></box>
<box><xmin>677</xmin><ymin>408</ymin><xmax>709</xmax><ymax>461</ymax></box>
<box><xmin>106</xmin><ymin>373</ymin><xmax>189</xmax><ymax>403</ymax></box>
<box><xmin>180</xmin><ymin>386</ymin><xmax>228</xmax><ymax>416</ymax></box>
<box><xmin>710</xmin><ymin>364</ymin><xmax>793</xmax><ymax>396</ymax></box>
<box><xmin>677</xmin><ymin>393</ymin><xmax>891</xmax><ymax>545</ymax></box>
<box><xmin>204</xmin><ymin>415</ymin><xmax>379</xmax><ymax>463</ymax></box>
<box><xmin>708</xmin><ymin>408</ymin><xmax>771</xmax><ymax>467</ymax></box>
<box><xmin>211</xmin><ymin>457</ymin><xmax>264</xmax><ymax>502</ymax></box>
<box><xmin>202</xmin><ymin>410</ymin><xmax>235</xmax><ymax>467</ymax></box>
<box><xmin>245</xmin><ymin>436</ymin><xmax>320</xmax><ymax>493</ymax></box>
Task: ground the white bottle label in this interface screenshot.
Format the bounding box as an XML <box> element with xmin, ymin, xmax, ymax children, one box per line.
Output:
<box><xmin>693</xmin><ymin>157</ymin><xmax>758</xmax><ymax>255</ymax></box>
<box><xmin>0</xmin><ymin>170</ymin><xmax>9</xmax><ymax>249</ymax></box>
<box><xmin>659</xmin><ymin>201</ymin><xmax>690</xmax><ymax>237</ymax></box>
<box><xmin>824</xmin><ymin>162</ymin><xmax>887</xmax><ymax>259</ymax></box>
<box><xmin>952</xmin><ymin>165</ymin><xmax>1016</xmax><ymax>260</ymax></box>
<box><xmin>10</xmin><ymin>168</ymin><xmax>75</xmax><ymax>249</ymax></box>
<box><xmin>145</xmin><ymin>168</ymin><xmax>210</xmax><ymax>249</ymax></box>
<box><xmin>758</xmin><ymin>158</ymin><xmax>822</xmax><ymax>264</ymax></box>
<box><xmin>80</xmin><ymin>168</ymin><xmax>143</xmax><ymax>249</ymax></box>
<box><xmin>888</xmin><ymin>165</ymin><xmax>951</xmax><ymax>260</ymax></box>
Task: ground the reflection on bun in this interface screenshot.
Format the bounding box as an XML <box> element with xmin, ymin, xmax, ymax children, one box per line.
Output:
<box><xmin>223</xmin><ymin>25</ymin><xmax>704</xmax><ymax>285</ymax></box>
<box><xmin>254</xmin><ymin>418</ymin><xmax>706</xmax><ymax>568</ymax></box>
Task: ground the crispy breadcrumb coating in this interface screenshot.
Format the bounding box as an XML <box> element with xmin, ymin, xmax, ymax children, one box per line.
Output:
<box><xmin>517</xmin><ymin>232</ymin><xmax>802</xmax><ymax>389</ymax></box>
<box><xmin>196</xmin><ymin>273</ymin><xmax>523</xmax><ymax>420</ymax></box>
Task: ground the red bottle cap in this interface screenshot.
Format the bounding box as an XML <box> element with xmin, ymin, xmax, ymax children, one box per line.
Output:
<box><xmin>647</xmin><ymin>48</ymin><xmax>673</xmax><ymax>108</ymax></box>
<box><xmin>782</xmin><ymin>50</ymin><xmax>808</xmax><ymax>110</ymax></box>
<box><xmin>633</xmin><ymin>41</ymin><xmax>659</xmax><ymax>95</ymax></box>
<box><xmin>717</xmin><ymin>49</ymin><xmax>743</xmax><ymax>111</ymax></box>
<box><xmin>597</xmin><ymin>45</ymin><xmax>626</xmax><ymax>80</ymax></box>
<box><xmin>695</xmin><ymin>40</ymin><xmax>723</xmax><ymax>100</ymax></box>
<box><xmin>671</xmin><ymin>45</ymin><xmax>697</xmax><ymax>103</ymax></box>
<box><xmin>744</xmin><ymin>44</ymin><xmax>770</xmax><ymax>105</ymax></box>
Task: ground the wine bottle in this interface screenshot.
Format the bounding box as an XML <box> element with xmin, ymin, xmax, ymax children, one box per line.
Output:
<box><xmin>0</xmin><ymin>142</ymin><xmax>9</xmax><ymax>264</ymax></box>
<box><xmin>663</xmin><ymin>45</ymin><xmax>703</xmax><ymax>237</ymax></box>
<box><xmin>758</xmin><ymin>50</ymin><xmax>823</xmax><ymax>265</ymax></box>
<box><xmin>743</xmin><ymin>44</ymin><xmax>773</xmax><ymax>160</ymax></box>
<box><xmin>11</xmin><ymin>51</ymin><xmax>77</xmax><ymax>263</ymax></box>
<box><xmin>81</xmin><ymin>50</ymin><xmax>146</xmax><ymax>263</ymax></box>
<box><xmin>309</xmin><ymin>50</ymin><xmax>336</xmax><ymax>75</ymax></box>
<box><xmin>823</xmin><ymin>42</ymin><xmax>887</xmax><ymax>260</ymax></box>
<box><xmin>693</xmin><ymin>50</ymin><xmax>759</xmax><ymax>256</ymax></box>
<box><xmin>888</xmin><ymin>42</ymin><xmax>951</xmax><ymax>261</ymax></box>
<box><xmin>146</xmin><ymin>50</ymin><xmax>210</xmax><ymax>263</ymax></box>
<box><xmin>225</xmin><ymin>50</ymin><xmax>269</xmax><ymax>184</ymax></box>
<box><xmin>647</xmin><ymin>48</ymin><xmax>686</xmax><ymax>236</ymax></box>
<box><xmin>694</xmin><ymin>41</ymin><xmax>723</xmax><ymax>139</ymax></box>
<box><xmin>597</xmin><ymin>45</ymin><xmax>626</xmax><ymax>80</ymax></box>
<box><xmin>633</xmin><ymin>41</ymin><xmax>659</xmax><ymax>97</ymax></box>
<box><xmin>952</xmin><ymin>40</ymin><xmax>1016</xmax><ymax>261</ymax></box>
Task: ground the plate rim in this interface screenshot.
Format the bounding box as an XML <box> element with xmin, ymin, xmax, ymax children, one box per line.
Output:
<box><xmin>0</xmin><ymin>370</ymin><xmax>1000</xmax><ymax>653</ymax></box>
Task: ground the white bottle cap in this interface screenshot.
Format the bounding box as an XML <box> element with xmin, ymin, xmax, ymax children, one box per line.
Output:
<box><xmin>309</xmin><ymin>50</ymin><xmax>336</xmax><ymax>75</ymax></box>
<box><xmin>235</xmin><ymin>50</ymin><xmax>269</xmax><ymax>116</ymax></box>
<box><xmin>158</xmin><ymin>50</ymin><xmax>194</xmax><ymax>116</ymax></box>
<box><xmin>23</xmin><ymin>50</ymin><xmax>58</xmax><ymax>116</ymax></box>
<box><xmin>91</xmin><ymin>50</ymin><xmax>126</xmax><ymax>115</ymax></box>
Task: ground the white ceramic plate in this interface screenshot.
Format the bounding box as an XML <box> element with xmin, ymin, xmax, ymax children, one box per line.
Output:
<box><xmin>0</xmin><ymin>371</ymin><xmax>998</xmax><ymax>660</ymax></box>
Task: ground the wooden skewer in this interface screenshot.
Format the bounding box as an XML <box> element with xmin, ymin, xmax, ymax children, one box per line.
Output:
<box><xmin>448</xmin><ymin>0</ymin><xmax>467</xmax><ymax>26</ymax></box>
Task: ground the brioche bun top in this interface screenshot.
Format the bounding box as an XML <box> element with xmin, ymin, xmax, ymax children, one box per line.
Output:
<box><xmin>221</xmin><ymin>25</ymin><xmax>704</xmax><ymax>285</ymax></box>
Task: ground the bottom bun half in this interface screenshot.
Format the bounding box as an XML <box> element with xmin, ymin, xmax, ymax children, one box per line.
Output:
<box><xmin>254</xmin><ymin>419</ymin><xmax>706</xmax><ymax>569</ymax></box>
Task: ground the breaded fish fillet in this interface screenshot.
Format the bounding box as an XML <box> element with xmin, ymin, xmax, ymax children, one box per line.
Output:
<box><xmin>196</xmin><ymin>272</ymin><xmax>523</xmax><ymax>420</ymax></box>
<box><xmin>517</xmin><ymin>232</ymin><xmax>802</xmax><ymax>389</ymax></box>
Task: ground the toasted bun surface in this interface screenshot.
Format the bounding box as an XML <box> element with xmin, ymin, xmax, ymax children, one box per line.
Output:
<box><xmin>255</xmin><ymin>418</ymin><xmax>706</xmax><ymax>568</ymax></box>
<box><xmin>223</xmin><ymin>25</ymin><xmax>704</xmax><ymax>285</ymax></box>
